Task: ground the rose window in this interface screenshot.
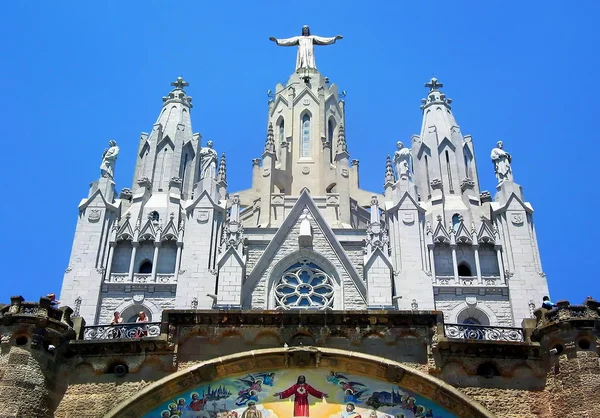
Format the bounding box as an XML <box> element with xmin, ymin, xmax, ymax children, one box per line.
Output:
<box><xmin>274</xmin><ymin>261</ymin><xmax>334</xmax><ymax>310</ymax></box>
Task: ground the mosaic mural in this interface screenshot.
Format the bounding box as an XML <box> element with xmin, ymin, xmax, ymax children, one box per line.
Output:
<box><xmin>142</xmin><ymin>368</ymin><xmax>459</xmax><ymax>418</ymax></box>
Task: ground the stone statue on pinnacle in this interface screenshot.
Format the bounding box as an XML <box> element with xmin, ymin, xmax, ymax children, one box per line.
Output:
<box><xmin>269</xmin><ymin>25</ymin><xmax>343</xmax><ymax>71</ymax></box>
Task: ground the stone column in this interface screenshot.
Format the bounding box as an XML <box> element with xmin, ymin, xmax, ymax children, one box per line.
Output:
<box><xmin>151</xmin><ymin>242</ymin><xmax>160</xmax><ymax>283</ymax></box>
<box><xmin>450</xmin><ymin>244</ymin><xmax>459</xmax><ymax>283</ymax></box>
<box><xmin>104</xmin><ymin>242</ymin><xmax>116</xmax><ymax>282</ymax></box>
<box><xmin>473</xmin><ymin>245</ymin><xmax>482</xmax><ymax>284</ymax></box>
<box><xmin>428</xmin><ymin>246</ymin><xmax>437</xmax><ymax>283</ymax></box>
<box><xmin>128</xmin><ymin>243</ymin><xmax>138</xmax><ymax>282</ymax></box>
<box><xmin>496</xmin><ymin>245</ymin><xmax>506</xmax><ymax>284</ymax></box>
<box><xmin>174</xmin><ymin>242</ymin><xmax>183</xmax><ymax>282</ymax></box>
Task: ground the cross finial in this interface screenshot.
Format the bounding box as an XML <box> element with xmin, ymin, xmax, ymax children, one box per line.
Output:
<box><xmin>171</xmin><ymin>76</ymin><xmax>189</xmax><ymax>90</ymax></box>
<box><xmin>425</xmin><ymin>77</ymin><xmax>443</xmax><ymax>92</ymax></box>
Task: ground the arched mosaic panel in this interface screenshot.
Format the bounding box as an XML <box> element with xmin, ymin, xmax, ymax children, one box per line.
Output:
<box><xmin>142</xmin><ymin>368</ymin><xmax>459</xmax><ymax>418</ymax></box>
<box><xmin>274</xmin><ymin>262</ymin><xmax>335</xmax><ymax>310</ymax></box>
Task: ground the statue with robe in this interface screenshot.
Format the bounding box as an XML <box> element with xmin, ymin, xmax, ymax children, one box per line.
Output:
<box><xmin>274</xmin><ymin>375</ymin><xmax>327</xmax><ymax>417</ymax></box>
<box><xmin>269</xmin><ymin>25</ymin><xmax>343</xmax><ymax>71</ymax></box>
<box><xmin>394</xmin><ymin>141</ymin><xmax>412</xmax><ymax>180</ymax></box>
<box><xmin>490</xmin><ymin>141</ymin><xmax>512</xmax><ymax>184</ymax></box>
<box><xmin>200</xmin><ymin>140</ymin><xmax>218</xmax><ymax>180</ymax></box>
<box><xmin>100</xmin><ymin>140</ymin><xmax>119</xmax><ymax>179</ymax></box>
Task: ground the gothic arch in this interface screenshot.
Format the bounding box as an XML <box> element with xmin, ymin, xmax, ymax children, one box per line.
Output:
<box><xmin>267</xmin><ymin>250</ymin><xmax>343</xmax><ymax>310</ymax></box>
<box><xmin>450</xmin><ymin>301</ymin><xmax>497</xmax><ymax>326</ymax></box>
<box><xmin>112</xmin><ymin>298</ymin><xmax>162</xmax><ymax>324</ymax></box>
<box><xmin>104</xmin><ymin>347</ymin><xmax>496</xmax><ymax>418</ymax></box>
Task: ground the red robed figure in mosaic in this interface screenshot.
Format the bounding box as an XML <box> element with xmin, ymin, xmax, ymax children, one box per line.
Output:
<box><xmin>274</xmin><ymin>375</ymin><xmax>328</xmax><ymax>417</ymax></box>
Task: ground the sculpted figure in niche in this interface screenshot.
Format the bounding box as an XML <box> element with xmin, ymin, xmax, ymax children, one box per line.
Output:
<box><xmin>269</xmin><ymin>25</ymin><xmax>343</xmax><ymax>71</ymax></box>
<box><xmin>100</xmin><ymin>140</ymin><xmax>119</xmax><ymax>178</ymax></box>
<box><xmin>490</xmin><ymin>141</ymin><xmax>512</xmax><ymax>184</ymax></box>
<box><xmin>200</xmin><ymin>140</ymin><xmax>218</xmax><ymax>180</ymax></box>
<box><xmin>394</xmin><ymin>141</ymin><xmax>412</xmax><ymax>180</ymax></box>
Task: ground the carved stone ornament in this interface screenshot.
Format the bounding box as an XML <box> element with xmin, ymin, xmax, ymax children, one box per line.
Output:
<box><xmin>480</xmin><ymin>190</ymin><xmax>492</xmax><ymax>202</ymax></box>
<box><xmin>169</xmin><ymin>176</ymin><xmax>183</xmax><ymax>187</ymax></box>
<box><xmin>430</xmin><ymin>178</ymin><xmax>443</xmax><ymax>190</ymax></box>
<box><xmin>196</xmin><ymin>210</ymin><xmax>210</xmax><ymax>223</ymax></box>
<box><xmin>511</xmin><ymin>212</ymin><xmax>524</xmax><ymax>225</ymax></box>
<box><xmin>271</xmin><ymin>195</ymin><xmax>285</xmax><ymax>205</ymax></box>
<box><xmin>460</xmin><ymin>177</ymin><xmax>475</xmax><ymax>192</ymax></box>
<box><xmin>136</xmin><ymin>177</ymin><xmax>152</xmax><ymax>188</ymax></box>
<box><xmin>263</xmin><ymin>168</ymin><xmax>271</xmax><ymax>177</ymax></box>
<box><xmin>465</xmin><ymin>296</ymin><xmax>477</xmax><ymax>306</ymax></box>
<box><xmin>133</xmin><ymin>294</ymin><xmax>145</xmax><ymax>303</ymax></box>
<box><xmin>326</xmin><ymin>194</ymin><xmax>339</xmax><ymax>205</ymax></box>
<box><xmin>301</xmin><ymin>166</ymin><xmax>310</xmax><ymax>175</ymax></box>
<box><xmin>402</xmin><ymin>212</ymin><xmax>415</xmax><ymax>224</ymax></box>
<box><xmin>88</xmin><ymin>209</ymin><xmax>101</xmax><ymax>223</ymax></box>
<box><xmin>119</xmin><ymin>188</ymin><xmax>133</xmax><ymax>200</ymax></box>
<box><xmin>303</xmin><ymin>98</ymin><xmax>310</xmax><ymax>106</ymax></box>
<box><xmin>341</xmin><ymin>168</ymin><xmax>349</xmax><ymax>177</ymax></box>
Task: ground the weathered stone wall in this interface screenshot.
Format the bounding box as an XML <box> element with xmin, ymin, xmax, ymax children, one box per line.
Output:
<box><xmin>54</xmin><ymin>364</ymin><xmax>169</xmax><ymax>418</ymax></box>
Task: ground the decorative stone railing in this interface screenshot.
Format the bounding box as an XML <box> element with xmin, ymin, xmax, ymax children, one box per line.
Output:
<box><xmin>82</xmin><ymin>322</ymin><xmax>162</xmax><ymax>340</ymax></box>
<box><xmin>434</xmin><ymin>275</ymin><xmax>503</xmax><ymax>286</ymax></box>
<box><xmin>106</xmin><ymin>273</ymin><xmax>177</xmax><ymax>284</ymax></box>
<box><xmin>444</xmin><ymin>323</ymin><xmax>524</xmax><ymax>342</ymax></box>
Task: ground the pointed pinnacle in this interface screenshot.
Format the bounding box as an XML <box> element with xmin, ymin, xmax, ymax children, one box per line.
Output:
<box><xmin>337</xmin><ymin>124</ymin><xmax>347</xmax><ymax>153</ymax></box>
<box><xmin>264</xmin><ymin>122</ymin><xmax>275</xmax><ymax>153</ymax></box>
<box><xmin>217</xmin><ymin>152</ymin><xmax>227</xmax><ymax>182</ymax></box>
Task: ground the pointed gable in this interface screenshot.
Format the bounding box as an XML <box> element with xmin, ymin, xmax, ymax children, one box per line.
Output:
<box><xmin>138</xmin><ymin>219</ymin><xmax>156</xmax><ymax>241</ymax></box>
<box><xmin>116</xmin><ymin>218</ymin><xmax>134</xmax><ymax>241</ymax></box>
<box><xmin>432</xmin><ymin>219</ymin><xmax>451</xmax><ymax>244</ymax></box>
<box><xmin>242</xmin><ymin>190</ymin><xmax>367</xmax><ymax>309</ymax></box>
<box><xmin>477</xmin><ymin>221</ymin><xmax>496</xmax><ymax>245</ymax></box>
<box><xmin>161</xmin><ymin>218</ymin><xmax>179</xmax><ymax>241</ymax></box>
<box><xmin>454</xmin><ymin>221</ymin><xmax>472</xmax><ymax>244</ymax></box>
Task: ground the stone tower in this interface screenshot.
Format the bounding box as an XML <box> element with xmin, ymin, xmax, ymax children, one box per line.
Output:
<box><xmin>60</xmin><ymin>31</ymin><xmax>549</xmax><ymax>327</ymax></box>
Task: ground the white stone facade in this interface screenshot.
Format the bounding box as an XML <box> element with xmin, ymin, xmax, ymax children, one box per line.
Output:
<box><xmin>59</xmin><ymin>65</ymin><xmax>549</xmax><ymax>328</ymax></box>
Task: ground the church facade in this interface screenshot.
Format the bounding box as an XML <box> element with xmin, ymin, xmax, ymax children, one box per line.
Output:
<box><xmin>0</xmin><ymin>28</ymin><xmax>599</xmax><ymax>418</ymax></box>
<box><xmin>60</xmin><ymin>29</ymin><xmax>547</xmax><ymax>329</ymax></box>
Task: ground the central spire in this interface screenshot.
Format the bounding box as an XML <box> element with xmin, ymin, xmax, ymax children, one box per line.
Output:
<box><xmin>269</xmin><ymin>26</ymin><xmax>343</xmax><ymax>72</ymax></box>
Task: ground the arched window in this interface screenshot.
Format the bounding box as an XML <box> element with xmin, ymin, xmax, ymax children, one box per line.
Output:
<box><xmin>458</xmin><ymin>262</ymin><xmax>472</xmax><ymax>277</ymax></box>
<box><xmin>457</xmin><ymin>307</ymin><xmax>490</xmax><ymax>326</ymax></box>
<box><xmin>274</xmin><ymin>261</ymin><xmax>334</xmax><ymax>310</ymax></box>
<box><xmin>149</xmin><ymin>211</ymin><xmax>160</xmax><ymax>222</ymax></box>
<box><xmin>452</xmin><ymin>213</ymin><xmax>461</xmax><ymax>231</ymax></box>
<box><xmin>139</xmin><ymin>260</ymin><xmax>152</xmax><ymax>274</ymax></box>
<box><xmin>278</xmin><ymin>119</ymin><xmax>285</xmax><ymax>144</ymax></box>
<box><xmin>301</xmin><ymin>114</ymin><xmax>311</xmax><ymax>158</ymax></box>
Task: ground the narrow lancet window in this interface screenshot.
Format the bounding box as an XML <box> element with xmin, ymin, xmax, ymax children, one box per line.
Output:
<box><xmin>301</xmin><ymin>114</ymin><xmax>311</xmax><ymax>158</ymax></box>
<box><xmin>328</xmin><ymin>119</ymin><xmax>335</xmax><ymax>163</ymax></box>
<box><xmin>446</xmin><ymin>150</ymin><xmax>454</xmax><ymax>193</ymax></box>
<box><xmin>425</xmin><ymin>155</ymin><xmax>431</xmax><ymax>198</ymax></box>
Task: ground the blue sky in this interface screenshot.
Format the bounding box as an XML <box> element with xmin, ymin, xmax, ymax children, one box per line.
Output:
<box><xmin>0</xmin><ymin>1</ymin><xmax>597</xmax><ymax>305</ymax></box>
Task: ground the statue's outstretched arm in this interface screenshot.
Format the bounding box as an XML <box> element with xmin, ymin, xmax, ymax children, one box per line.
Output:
<box><xmin>269</xmin><ymin>36</ymin><xmax>299</xmax><ymax>46</ymax></box>
<box><xmin>312</xmin><ymin>35</ymin><xmax>343</xmax><ymax>45</ymax></box>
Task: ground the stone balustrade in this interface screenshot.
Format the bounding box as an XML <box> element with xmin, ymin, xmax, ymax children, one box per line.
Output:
<box><xmin>106</xmin><ymin>273</ymin><xmax>177</xmax><ymax>284</ymax></box>
<box><xmin>82</xmin><ymin>322</ymin><xmax>162</xmax><ymax>340</ymax></box>
<box><xmin>434</xmin><ymin>275</ymin><xmax>503</xmax><ymax>287</ymax></box>
<box><xmin>444</xmin><ymin>322</ymin><xmax>525</xmax><ymax>342</ymax></box>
